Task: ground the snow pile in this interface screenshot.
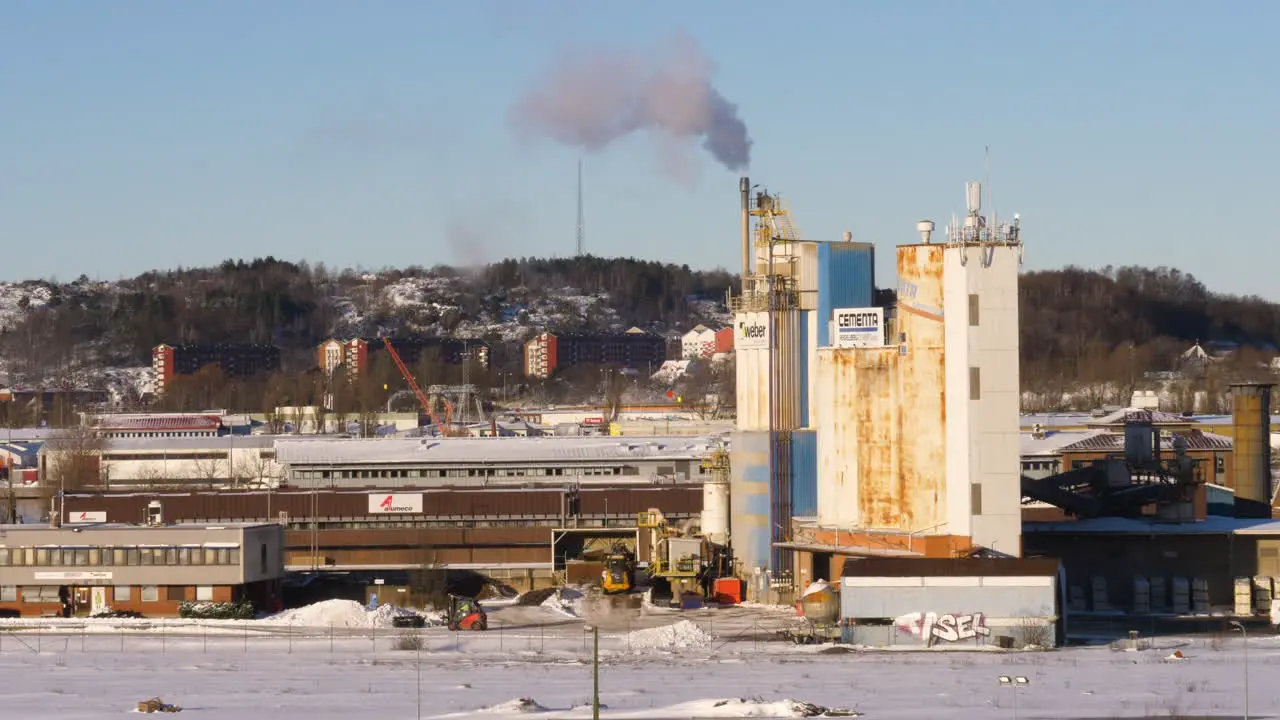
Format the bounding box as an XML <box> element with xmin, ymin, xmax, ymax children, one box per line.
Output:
<box><xmin>540</xmin><ymin>588</ymin><xmax>586</xmax><ymax>618</ymax></box>
<box><xmin>266</xmin><ymin>600</ymin><xmax>433</xmax><ymax>628</ymax></box>
<box><xmin>624</xmin><ymin>620</ymin><xmax>712</xmax><ymax>650</ymax></box>
<box><xmin>477</xmin><ymin>698</ymin><xmax>548</xmax><ymax>714</ymax></box>
<box><xmin>368</xmin><ymin>604</ymin><xmax>443</xmax><ymax>628</ymax></box>
<box><xmin>447</xmin><ymin>697</ymin><xmax>840</xmax><ymax>718</ymax></box>
<box><xmin>654</xmin><ymin>698</ymin><xmax>834</xmax><ymax>718</ymax></box>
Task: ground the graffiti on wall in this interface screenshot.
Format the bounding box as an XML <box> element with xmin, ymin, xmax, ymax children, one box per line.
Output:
<box><xmin>895</xmin><ymin>612</ymin><xmax>991</xmax><ymax>645</ymax></box>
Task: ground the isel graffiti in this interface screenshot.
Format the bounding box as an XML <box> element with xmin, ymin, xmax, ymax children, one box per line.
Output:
<box><xmin>895</xmin><ymin>612</ymin><xmax>991</xmax><ymax>645</ymax></box>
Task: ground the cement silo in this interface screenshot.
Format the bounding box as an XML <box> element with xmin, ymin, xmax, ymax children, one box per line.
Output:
<box><xmin>814</xmin><ymin>184</ymin><xmax>1024</xmax><ymax>556</ymax></box>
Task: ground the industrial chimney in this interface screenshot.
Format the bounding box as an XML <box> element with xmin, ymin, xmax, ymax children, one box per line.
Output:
<box><xmin>1229</xmin><ymin>382</ymin><xmax>1274</xmax><ymax>519</ymax></box>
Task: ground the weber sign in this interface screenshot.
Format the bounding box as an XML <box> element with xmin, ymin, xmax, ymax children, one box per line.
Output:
<box><xmin>368</xmin><ymin>493</ymin><xmax>424</xmax><ymax>514</ymax></box>
<box><xmin>735</xmin><ymin>312</ymin><xmax>770</xmax><ymax>350</ymax></box>
<box><xmin>832</xmin><ymin>307</ymin><xmax>885</xmax><ymax>348</ymax></box>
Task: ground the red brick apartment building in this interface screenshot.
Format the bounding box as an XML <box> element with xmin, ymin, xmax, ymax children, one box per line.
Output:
<box><xmin>317</xmin><ymin>337</ymin><xmax>489</xmax><ymax>374</ymax></box>
<box><xmin>523</xmin><ymin>329</ymin><xmax>668</xmax><ymax>379</ymax></box>
<box><xmin>152</xmin><ymin>344</ymin><xmax>281</xmax><ymax>395</ymax></box>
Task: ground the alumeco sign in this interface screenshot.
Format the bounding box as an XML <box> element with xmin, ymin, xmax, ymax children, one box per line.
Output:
<box><xmin>735</xmin><ymin>311</ymin><xmax>770</xmax><ymax>350</ymax></box>
<box><xmin>67</xmin><ymin>511</ymin><xmax>107</xmax><ymax>524</ymax></box>
<box><xmin>368</xmin><ymin>493</ymin><xmax>424</xmax><ymax>514</ymax></box>
<box><xmin>832</xmin><ymin>307</ymin><xmax>885</xmax><ymax>348</ymax></box>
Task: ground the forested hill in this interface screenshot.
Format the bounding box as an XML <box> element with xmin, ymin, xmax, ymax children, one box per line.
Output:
<box><xmin>1018</xmin><ymin>265</ymin><xmax>1280</xmax><ymax>391</ymax></box>
<box><xmin>0</xmin><ymin>257</ymin><xmax>1277</xmax><ymax>394</ymax></box>
<box><xmin>0</xmin><ymin>256</ymin><xmax>737</xmax><ymax>381</ymax></box>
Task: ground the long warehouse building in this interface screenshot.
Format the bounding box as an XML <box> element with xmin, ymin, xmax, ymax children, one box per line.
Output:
<box><xmin>61</xmin><ymin>435</ymin><xmax>723</xmax><ymax>592</ymax></box>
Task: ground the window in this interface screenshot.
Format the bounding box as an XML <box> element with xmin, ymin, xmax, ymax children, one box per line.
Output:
<box><xmin>260</xmin><ymin>544</ymin><xmax>268</xmax><ymax>574</ymax></box>
<box><xmin>196</xmin><ymin>586</ymin><xmax>214</xmax><ymax>602</ymax></box>
<box><xmin>0</xmin><ymin>548</ymin><xmax>9</xmax><ymax>566</ymax></box>
<box><xmin>141</xmin><ymin>586</ymin><xmax>160</xmax><ymax>603</ymax></box>
<box><xmin>114</xmin><ymin>586</ymin><xmax>132</xmax><ymax>602</ymax></box>
<box><xmin>0</xmin><ymin>586</ymin><xmax>15</xmax><ymax>602</ymax></box>
<box><xmin>23</xmin><ymin>586</ymin><xmax>58</xmax><ymax>603</ymax></box>
<box><xmin>167</xmin><ymin>587</ymin><xmax>186</xmax><ymax>602</ymax></box>
<box><xmin>968</xmin><ymin>294</ymin><xmax>980</xmax><ymax>326</ymax></box>
<box><xmin>971</xmin><ymin>483</ymin><xmax>983</xmax><ymax>515</ymax></box>
<box><xmin>969</xmin><ymin>367</ymin><xmax>981</xmax><ymax>400</ymax></box>
<box><xmin>1215</xmin><ymin>456</ymin><xmax>1225</xmax><ymax>474</ymax></box>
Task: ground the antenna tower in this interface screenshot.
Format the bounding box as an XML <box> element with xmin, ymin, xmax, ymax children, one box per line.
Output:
<box><xmin>576</xmin><ymin>159</ymin><xmax>586</xmax><ymax>257</ymax></box>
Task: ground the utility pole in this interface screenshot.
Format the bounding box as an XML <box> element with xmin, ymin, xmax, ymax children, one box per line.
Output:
<box><xmin>576</xmin><ymin>159</ymin><xmax>586</xmax><ymax>257</ymax></box>
<box><xmin>592</xmin><ymin>625</ymin><xmax>600</xmax><ymax>720</ymax></box>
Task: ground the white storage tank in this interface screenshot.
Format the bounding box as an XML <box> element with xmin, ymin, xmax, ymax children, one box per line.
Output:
<box><xmin>701</xmin><ymin>480</ymin><xmax>730</xmax><ymax>546</ymax></box>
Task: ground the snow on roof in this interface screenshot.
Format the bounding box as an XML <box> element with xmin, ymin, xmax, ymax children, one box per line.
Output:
<box><xmin>1083</xmin><ymin>408</ymin><xmax>1199</xmax><ymax>426</ymax></box>
<box><xmin>1020</xmin><ymin>430</ymin><xmax>1108</xmax><ymax>456</ymax></box>
<box><xmin>274</xmin><ymin>435</ymin><xmax>717</xmax><ymax>466</ymax></box>
<box><xmin>1026</xmin><ymin>516</ymin><xmax>1280</xmax><ymax>535</ymax></box>
<box><xmin>1020</xmin><ymin>413</ymin><xmax>1096</xmax><ymax>428</ymax></box>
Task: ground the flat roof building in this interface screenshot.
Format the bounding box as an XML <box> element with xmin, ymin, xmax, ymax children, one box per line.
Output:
<box><xmin>0</xmin><ymin>521</ymin><xmax>285</xmax><ymax>617</ymax></box>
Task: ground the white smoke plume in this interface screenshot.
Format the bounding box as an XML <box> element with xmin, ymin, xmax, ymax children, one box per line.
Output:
<box><xmin>509</xmin><ymin>33</ymin><xmax>751</xmax><ymax>173</ymax></box>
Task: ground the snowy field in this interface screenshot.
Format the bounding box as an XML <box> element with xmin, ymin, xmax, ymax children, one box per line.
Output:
<box><xmin>1</xmin><ymin>597</ymin><xmax>1278</xmax><ymax>719</ymax></box>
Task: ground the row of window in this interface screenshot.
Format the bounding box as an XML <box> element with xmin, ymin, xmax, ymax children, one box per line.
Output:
<box><xmin>290</xmin><ymin>466</ymin><xmax>644</xmax><ymax>481</ymax></box>
<box><xmin>0</xmin><ymin>585</ymin><xmax>218</xmax><ymax>603</ymax></box>
<box><xmin>103</xmin><ymin>451</ymin><xmax>275</xmax><ymax>462</ymax></box>
<box><xmin>0</xmin><ymin>546</ymin><xmax>240</xmax><ymax>568</ymax></box>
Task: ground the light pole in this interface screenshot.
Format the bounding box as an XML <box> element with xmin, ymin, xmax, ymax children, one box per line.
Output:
<box><xmin>998</xmin><ymin>675</ymin><xmax>1029</xmax><ymax>720</ymax></box>
<box><xmin>1230</xmin><ymin>620</ymin><xmax>1249</xmax><ymax>720</ymax></box>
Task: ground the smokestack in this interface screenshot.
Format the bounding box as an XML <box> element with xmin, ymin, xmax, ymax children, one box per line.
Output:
<box><xmin>1230</xmin><ymin>382</ymin><xmax>1274</xmax><ymax>519</ymax></box>
<box><xmin>740</xmin><ymin>176</ymin><xmax>750</xmax><ymax>293</ymax></box>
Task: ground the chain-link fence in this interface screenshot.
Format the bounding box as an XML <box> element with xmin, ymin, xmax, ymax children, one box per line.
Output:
<box><xmin>0</xmin><ymin>610</ymin><xmax>802</xmax><ymax>658</ymax></box>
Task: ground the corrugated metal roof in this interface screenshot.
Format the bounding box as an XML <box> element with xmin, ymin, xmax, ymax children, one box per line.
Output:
<box><xmin>92</xmin><ymin>436</ymin><xmax>279</xmax><ymax>452</ymax></box>
<box><xmin>273</xmin><ymin>435</ymin><xmax>718</xmax><ymax>466</ymax></box>
<box><xmin>97</xmin><ymin>415</ymin><xmax>221</xmax><ymax>431</ymax></box>
<box><xmin>1059</xmin><ymin>429</ymin><xmax>1232</xmax><ymax>453</ymax></box>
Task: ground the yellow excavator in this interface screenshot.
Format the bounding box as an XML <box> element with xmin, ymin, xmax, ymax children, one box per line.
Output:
<box><xmin>600</xmin><ymin>549</ymin><xmax>636</xmax><ymax>594</ymax></box>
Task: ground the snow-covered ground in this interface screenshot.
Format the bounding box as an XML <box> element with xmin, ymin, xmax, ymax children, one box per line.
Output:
<box><xmin>1</xmin><ymin>598</ymin><xmax>1278</xmax><ymax>719</ymax></box>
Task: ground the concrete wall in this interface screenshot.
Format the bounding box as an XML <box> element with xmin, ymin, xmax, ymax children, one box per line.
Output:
<box><xmin>840</xmin><ymin>574</ymin><xmax>1058</xmax><ymax>648</ymax></box>
<box><xmin>943</xmin><ymin>244</ymin><xmax>1022</xmax><ymax>555</ymax></box>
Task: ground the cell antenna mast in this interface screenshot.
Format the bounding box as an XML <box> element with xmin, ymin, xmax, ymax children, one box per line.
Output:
<box><xmin>576</xmin><ymin>159</ymin><xmax>586</xmax><ymax>257</ymax></box>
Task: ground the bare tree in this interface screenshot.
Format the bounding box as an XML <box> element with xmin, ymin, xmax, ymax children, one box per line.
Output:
<box><xmin>133</xmin><ymin>464</ymin><xmax>168</xmax><ymax>490</ymax></box>
<box><xmin>191</xmin><ymin>455</ymin><xmax>227</xmax><ymax>486</ymax></box>
<box><xmin>44</xmin><ymin>425</ymin><xmax>107</xmax><ymax>494</ymax></box>
<box><xmin>235</xmin><ymin>452</ymin><xmax>279</xmax><ymax>489</ymax></box>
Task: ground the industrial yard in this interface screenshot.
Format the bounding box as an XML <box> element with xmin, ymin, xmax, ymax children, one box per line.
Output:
<box><xmin>0</xmin><ymin>596</ymin><xmax>1276</xmax><ymax>719</ymax></box>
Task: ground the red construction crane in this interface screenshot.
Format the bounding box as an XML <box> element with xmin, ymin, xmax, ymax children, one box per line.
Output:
<box><xmin>381</xmin><ymin>338</ymin><xmax>464</xmax><ymax>437</ymax></box>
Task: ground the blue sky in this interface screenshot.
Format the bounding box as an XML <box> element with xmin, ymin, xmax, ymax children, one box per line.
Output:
<box><xmin>2</xmin><ymin>0</ymin><xmax>1277</xmax><ymax>298</ymax></box>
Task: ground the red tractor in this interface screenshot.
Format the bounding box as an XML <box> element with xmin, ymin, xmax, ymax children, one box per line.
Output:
<box><xmin>446</xmin><ymin>594</ymin><xmax>488</xmax><ymax>631</ymax></box>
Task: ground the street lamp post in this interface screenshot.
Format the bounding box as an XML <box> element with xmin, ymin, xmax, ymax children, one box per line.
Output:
<box><xmin>998</xmin><ymin>675</ymin><xmax>1029</xmax><ymax>720</ymax></box>
<box><xmin>1230</xmin><ymin>620</ymin><xmax>1249</xmax><ymax>720</ymax></box>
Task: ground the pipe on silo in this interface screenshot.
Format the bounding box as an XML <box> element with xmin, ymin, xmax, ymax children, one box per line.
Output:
<box><xmin>1230</xmin><ymin>382</ymin><xmax>1274</xmax><ymax>519</ymax></box>
<box><xmin>740</xmin><ymin>176</ymin><xmax>751</xmax><ymax>294</ymax></box>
